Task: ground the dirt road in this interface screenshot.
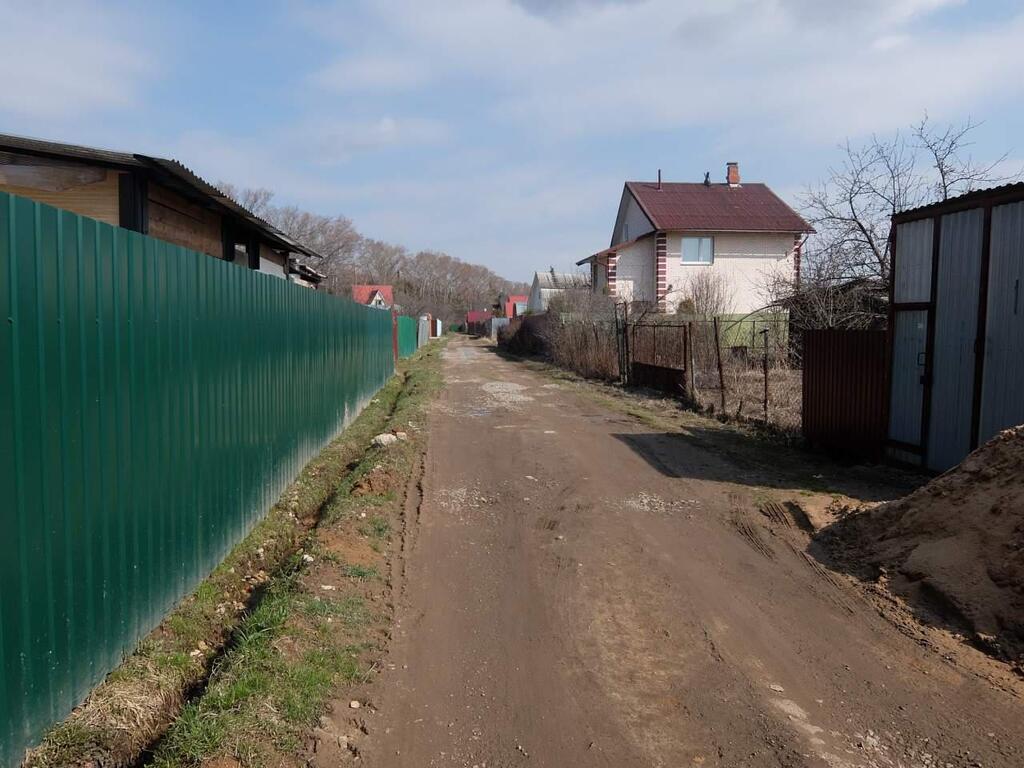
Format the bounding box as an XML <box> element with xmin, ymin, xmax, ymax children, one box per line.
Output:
<box><xmin>359</xmin><ymin>336</ymin><xmax>1024</xmax><ymax>768</ymax></box>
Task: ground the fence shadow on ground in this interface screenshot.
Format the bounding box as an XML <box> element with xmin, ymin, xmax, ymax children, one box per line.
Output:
<box><xmin>484</xmin><ymin>337</ymin><xmax>924</xmax><ymax>504</ymax></box>
<box><xmin>610</xmin><ymin>429</ymin><xmax>920</xmax><ymax>504</ymax></box>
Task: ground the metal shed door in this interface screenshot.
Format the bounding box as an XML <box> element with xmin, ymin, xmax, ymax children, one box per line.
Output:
<box><xmin>979</xmin><ymin>202</ymin><xmax>1024</xmax><ymax>443</ymax></box>
<box><xmin>888</xmin><ymin>310</ymin><xmax>928</xmax><ymax>445</ymax></box>
<box><xmin>927</xmin><ymin>208</ymin><xmax>984</xmax><ymax>471</ymax></box>
<box><xmin>888</xmin><ymin>219</ymin><xmax>933</xmax><ymax>451</ymax></box>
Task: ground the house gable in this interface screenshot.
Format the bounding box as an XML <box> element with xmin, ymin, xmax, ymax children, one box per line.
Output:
<box><xmin>351</xmin><ymin>284</ymin><xmax>394</xmax><ymax>307</ymax></box>
<box><xmin>610</xmin><ymin>185</ymin><xmax>655</xmax><ymax>247</ymax></box>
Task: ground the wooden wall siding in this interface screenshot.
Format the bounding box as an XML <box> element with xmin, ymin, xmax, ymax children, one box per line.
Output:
<box><xmin>0</xmin><ymin>170</ymin><xmax>120</xmax><ymax>225</ymax></box>
<box><xmin>147</xmin><ymin>183</ymin><xmax>223</xmax><ymax>258</ymax></box>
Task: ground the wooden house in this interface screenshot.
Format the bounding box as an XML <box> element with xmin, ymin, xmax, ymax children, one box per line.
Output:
<box><xmin>0</xmin><ymin>133</ymin><xmax>323</xmax><ymax>286</ymax></box>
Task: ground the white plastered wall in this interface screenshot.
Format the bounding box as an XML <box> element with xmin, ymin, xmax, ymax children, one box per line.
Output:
<box><xmin>613</xmin><ymin>237</ymin><xmax>656</xmax><ymax>302</ymax></box>
<box><xmin>663</xmin><ymin>232</ymin><xmax>795</xmax><ymax>314</ymax></box>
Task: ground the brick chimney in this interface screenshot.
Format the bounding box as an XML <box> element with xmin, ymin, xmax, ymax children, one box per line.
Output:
<box><xmin>726</xmin><ymin>161</ymin><xmax>740</xmax><ymax>186</ymax></box>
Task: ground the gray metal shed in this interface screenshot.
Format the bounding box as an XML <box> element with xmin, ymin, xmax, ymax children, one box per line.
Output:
<box><xmin>888</xmin><ymin>183</ymin><xmax>1024</xmax><ymax>471</ymax></box>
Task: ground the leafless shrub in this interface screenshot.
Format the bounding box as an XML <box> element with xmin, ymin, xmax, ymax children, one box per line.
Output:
<box><xmin>541</xmin><ymin>290</ymin><xmax>619</xmax><ymax>380</ymax></box>
<box><xmin>672</xmin><ymin>269</ymin><xmax>735</xmax><ymax>318</ymax></box>
<box><xmin>500</xmin><ymin>291</ymin><xmax>619</xmax><ymax>380</ymax></box>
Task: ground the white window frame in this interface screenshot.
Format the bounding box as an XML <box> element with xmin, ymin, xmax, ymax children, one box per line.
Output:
<box><xmin>681</xmin><ymin>236</ymin><xmax>714</xmax><ymax>265</ymax></box>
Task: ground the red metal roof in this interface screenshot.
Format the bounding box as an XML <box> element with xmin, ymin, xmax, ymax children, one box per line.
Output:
<box><xmin>466</xmin><ymin>310</ymin><xmax>493</xmax><ymax>324</ymax></box>
<box><xmin>351</xmin><ymin>284</ymin><xmax>394</xmax><ymax>306</ymax></box>
<box><xmin>626</xmin><ymin>181</ymin><xmax>812</xmax><ymax>234</ymax></box>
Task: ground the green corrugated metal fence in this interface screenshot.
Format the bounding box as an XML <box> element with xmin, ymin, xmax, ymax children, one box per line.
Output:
<box><xmin>0</xmin><ymin>192</ymin><xmax>395</xmax><ymax>765</ymax></box>
<box><xmin>397</xmin><ymin>315</ymin><xmax>418</xmax><ymax>358</ymax></box>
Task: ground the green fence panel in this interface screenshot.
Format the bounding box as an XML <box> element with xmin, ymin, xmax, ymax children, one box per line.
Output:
<box><xmin>0</xmin><ymin>192</ymin><xmax>395</xmax><ymax>765</ymax></box>
<box><xmin>397</xmin><ymin>315</ymin><xmax>418</xmax><ymax>358</ymax></box>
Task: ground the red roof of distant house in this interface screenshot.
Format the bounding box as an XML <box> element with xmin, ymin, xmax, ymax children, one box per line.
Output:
<box><xmin>351</xmin><ymin>284</ymin><xmax>394</xmax><ymax>306</ymax></box>
<box><xmin>466</xmin><ymin>310</ymin><xmax>493</xmax><ymax>324</ymax></box>
<box><xmin>626</xmin><ymin>181</ymin><xmax>813</xmax><ymax>234</ymax></box>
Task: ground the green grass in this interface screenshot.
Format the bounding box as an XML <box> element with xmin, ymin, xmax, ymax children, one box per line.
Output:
<box><xmin>150</xmin><ymin>582</ymin><xmax>364</xmax><ymax>767</ymax></box>
<box><xmin>343</xmin><ymin>564</ymin><xmax>379</xmax><ymax>580</ymax></box>
<box><xmin>358</xmin><ymin>514</ymin><xmax>391</xmax><ymax>539</ymax></box>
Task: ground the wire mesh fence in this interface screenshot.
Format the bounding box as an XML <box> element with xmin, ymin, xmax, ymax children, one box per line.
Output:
<box><xmin>622</xmin><ymin>311</ymin><xmax>802</xmax><ymax>433</ymax></box>
<box><xmin>496</xmin><ymin>300</ymin><xmax>804</xmax><ymax>434</ymax></box>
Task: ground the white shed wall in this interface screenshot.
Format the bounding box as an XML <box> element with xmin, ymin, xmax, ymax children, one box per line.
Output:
<box><xmin>527</xmin><ymin>275</ymin><xmax>544</xmax><ymax>313</ymax></box>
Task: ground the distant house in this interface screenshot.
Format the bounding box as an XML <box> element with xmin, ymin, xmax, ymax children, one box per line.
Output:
<box><xmin>498</xmin><ymin>292</ymin><xmax>528</xmax><ymax>319</ymax></box>
<box><xmin>526</xmin><ymin>271</ymin><xmax>591</xmax><ymax>314</ymax></box>
<box><xmin>577</xmin><ymin>163</ymin><xmax>812</xmax><ymax>314</ymax></box>
<box><xmin>0</xmin><ymin>133</ymin><xmax>324</xmax><ymax>287</ymax></box>
<box><xmin>466</xmin><ymin>309</ymin><xmax>493</xmax><ymax>326</ymax></box>
<box><xmin>351</xmin><ymin>284</ymin><xmax>395</xmax><ymax>309</ymax></box>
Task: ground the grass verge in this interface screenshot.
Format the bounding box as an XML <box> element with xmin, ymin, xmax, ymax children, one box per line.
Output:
<box><xmin>25</xmin><ymin>340</ymin><xmax>446</xmax><ymax>768</ymax></box>
<box><xmin>145</xmin><ymin>340</ymin><xmax>445</xmax><ymax>767</ymax></box>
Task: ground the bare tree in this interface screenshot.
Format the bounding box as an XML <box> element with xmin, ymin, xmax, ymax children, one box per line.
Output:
<box><xmin>792</xmin><ymin>114</ymin><xmax>1019</xmax><ymax>329</ymax></box>
<box><xmin>217</xmin><ymin>182</ymin><xmax>274</xmax><ymax>217</ymax></box>
<box><xmin>913</xmin><ymin>114</ymin><xmax>1015</xmax><ymax>202</ymax></box>
<box><xmin>214</xmin><ymin>181</ymin><xmax>527</xmax><ymax>324</ymax></box>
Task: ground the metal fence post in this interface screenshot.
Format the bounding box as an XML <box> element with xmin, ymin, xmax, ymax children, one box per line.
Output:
<box><xmin>761</xmin><ymin>327</ymin><xmax>769</xmax><ymax>422</ymax></box>
<box><xmin>714</xmin><ymin>317</ymin><xmax>725</xmax><ymax>412</ymax></box>
<box><xmin>687</xmin><ymin>321</ymin><xmax>696</xmax><ymax>399</ymax></box>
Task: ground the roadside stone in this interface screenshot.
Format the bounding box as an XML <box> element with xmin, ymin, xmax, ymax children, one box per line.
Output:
<box><xmin>350</xmin><ymin>700</ymin><xmax>361</xmax><ymax>709</ymax></box>
<box><xmin>372</xmin><ymin>433</ymin><xmax>399</xmax><ymax>448</ymax></box>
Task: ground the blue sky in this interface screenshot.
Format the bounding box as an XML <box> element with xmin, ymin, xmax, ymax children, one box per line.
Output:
<box><xmin>2</xmin><ymin>0</ymin><xmax>1022</xmax><ymax>282</ymax></box>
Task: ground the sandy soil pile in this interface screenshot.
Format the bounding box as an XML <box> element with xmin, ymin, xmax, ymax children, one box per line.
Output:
<box><xmin>820</xmin><ymin>427</ymin><xmax>1024</xmax><ymax>662</ymax></box>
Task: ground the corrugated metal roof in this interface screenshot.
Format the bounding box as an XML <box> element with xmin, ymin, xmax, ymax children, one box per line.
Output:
<box><xmin>626</xmin><ymin>181</ymin><xmax>812</xmax><ymax>234</ymax></box>
<box><xmin>0</xmin><ymin>133</ymin><xmax>323</xmax><ymax>259</ymax></box>
<box><xmin>535</xmin><ymin>272</ymin><xmax>591</xmax><ymax>289</ymax></box>
<box><xmin>0</xmin><ymin>132</ymin><xmax>141</xmax><ymax>167</ymax></box>
<box><xmin>892</xmin><ymin>181</ymin><xmax>1024</xmax><ymax>223</ymax></box>
<box><xmin>138</xmin><ymin>156</ymin><xmax>321</xmax><ymax>259</ymax></box>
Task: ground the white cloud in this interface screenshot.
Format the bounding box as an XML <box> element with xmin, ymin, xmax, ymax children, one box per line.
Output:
<box><xmin>0</xmin><ymin>1</ymin><xmax>153</xmax><ymax>120</ymax></box>
<box><xmin>300</xmin><ymin>0</ymin><xmax>1020</xmax><ymax>142</ymax></box>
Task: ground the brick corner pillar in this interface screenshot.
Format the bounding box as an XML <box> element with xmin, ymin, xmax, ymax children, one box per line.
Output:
<box><xmin>793</xmin><ymin>234</ymin><xmax>803</xmax><ymax>287</ymax></box>
<box><xmin>606</xmin><ymin>251</ymin><xmax>618</xmax><ymax>297</ymax></box>
<box><xmin>655</xmin><ymin>232</ymin><xmax>668</xmax><ymax>312</ymax></box>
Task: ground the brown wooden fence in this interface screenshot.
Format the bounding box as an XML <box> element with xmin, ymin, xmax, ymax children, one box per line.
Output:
<box><xmin>802</xmin><ymin>329</ymin><xmax>888</xmax><ymax>456</ymax></box>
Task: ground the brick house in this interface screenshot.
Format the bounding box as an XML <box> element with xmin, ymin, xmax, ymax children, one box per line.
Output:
<box><xmin>578</xmin><ymin>163</ymin><xmax>812</xmax><ymax>314</ymax></box>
